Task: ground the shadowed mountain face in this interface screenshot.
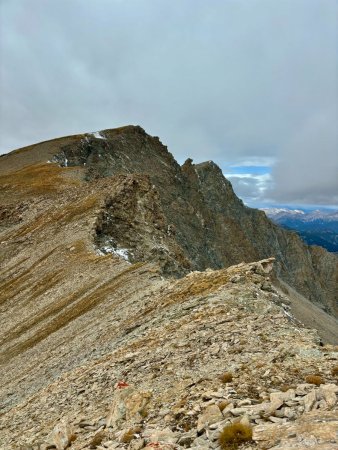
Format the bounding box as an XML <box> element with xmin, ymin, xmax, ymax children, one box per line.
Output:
<box><xmin>47</xmin><ymin>125</ymin><xmax>337</xmax><ymax>318</ymax></box>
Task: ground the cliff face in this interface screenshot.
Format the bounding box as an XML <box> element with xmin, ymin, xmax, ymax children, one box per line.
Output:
<box><xmin>46</xmin><ymin>125</ymin><xmax>337</xmax><ymax>317</ymax></box>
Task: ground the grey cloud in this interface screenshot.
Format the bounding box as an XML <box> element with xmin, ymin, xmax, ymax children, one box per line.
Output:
<box><xmin>0</xmin><ymin>0</ymin><xmax>337</xmax><ymax>207</ymax></box>
<box><xmin>267</xmin><ymin>109</ymin><xmax>338</xmax><ymax>206</ymax></box>
<box><xmin>227</xmin><ymin>176</ymin><xmax>263</xmax><ymax>202</ymax></box>
<box><xmin>224</xmin><ymin>174</ymin><xmax>273</xmax><ymax>205</ymax></box>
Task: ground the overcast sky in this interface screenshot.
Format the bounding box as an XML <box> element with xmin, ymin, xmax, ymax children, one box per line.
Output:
<box><xmin>0</xmin><ymin>0</ymin><xmax>337</xmax><ymax>208</ymax></box>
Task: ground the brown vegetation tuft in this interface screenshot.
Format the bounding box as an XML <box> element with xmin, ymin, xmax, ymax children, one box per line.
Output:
<box><xmin>163</xmin><ymin>271</ymin><xmax>230</xmax><ymax>306</ymax></box>
<box><xmin>139</xmin><ymin>407</ymin><xmax>148</xmax><ymax>418</ymax></box>
<box><xmin>218</xmin><ymin>422</ymin><xmax>252</xmax><ymax>449</ymax></box>
<box><xmin>305</xmin><ymin>375</ymin><xmax>324</xmax><ymax>385</ymax></box>
<box><xmin>218</xmin><ymin>400</ymin><xmax>229</xmax><ymax>412</ymax></box>
<box><xmin>219</xmin><ymin>372</ymin><xmax>233</xmax><ymax>383</ymax></box>
<box><xmin>280</xmin><ymin>384</ymin><xmax>294</xmax><ymax>392</ymax></box>
<box><xmin>120</xmin><ymin>427</ymin><xmax>141</xmax><ymax>444</ymax></box>
<box><xmin>331</xmin><ymin>366</ymin><xmax>338</xmax><ymax>377</ymax></box>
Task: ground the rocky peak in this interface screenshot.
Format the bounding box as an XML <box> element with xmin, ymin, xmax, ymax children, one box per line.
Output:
<box><xmin>48</xmin><ymin>126</ymin><xmax>338</xmax><ymax>318</ymax></box>
<box><xmin>194</xmin><ymin>160</ymin><xmax>245</xmax><ymax>212</ymax></box>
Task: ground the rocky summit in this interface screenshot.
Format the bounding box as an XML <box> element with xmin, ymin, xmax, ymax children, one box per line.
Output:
<box><xmin>0</xmin><ymin>126</ymin><xmax>337</xmax><ymax>450</ymax></box>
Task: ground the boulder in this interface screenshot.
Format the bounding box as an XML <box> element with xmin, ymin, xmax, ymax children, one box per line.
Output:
<box><xmin>51</xmin><ymin>420</ymin><xmax>75</xmax><ymax>450</ymax></box>
<box><xmin>107</xmin><ymin>387</ymin><xmax>152</xmax><ymax>429</ymax></box>
<box><xmin>197</xmin><ymin>405</ymin><xmax>223</xmax><ymax>432</ymax></box>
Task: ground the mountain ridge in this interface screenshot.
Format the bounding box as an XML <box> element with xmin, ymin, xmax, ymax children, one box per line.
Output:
<box><xmin>1</xmin><ymin>125</ymin><xmax>337</xmax><ymax>317</ymax></box>
<box><xmin>1</xmin><ymin>125</ymin><xmax>338</xmax><ymax>449</ymax></box>
<box><xmin>50</xmin><ymin>126</ymin><xmax>338</xmax><ymax>317</ymax></box>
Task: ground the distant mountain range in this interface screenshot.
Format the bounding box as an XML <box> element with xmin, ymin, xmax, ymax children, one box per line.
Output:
<box><xmin>262</xmin><ymin>208</ymin><xmax>338</xmax><ymax>252</ymax></box>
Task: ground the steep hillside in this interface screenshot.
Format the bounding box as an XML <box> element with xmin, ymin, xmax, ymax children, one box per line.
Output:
<box><xmin>1</xmin><ymin>126</ymin><xmax>338</xmax><ymax>449</ymax></box>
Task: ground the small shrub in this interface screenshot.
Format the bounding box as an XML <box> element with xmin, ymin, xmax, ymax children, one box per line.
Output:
<box><xmin>305</xmin><ymin>375</ymin><xmax>324</xmax><ymax>385</ymax></box>
<box><xmin>120</xmin><ymin>426</ymin><xmax>141</xmax><ymax>444</ymax></box>
<box><xmin>219</xmin><ymin>422</ymin><xmax>253</xmax><ymax>449</ymax></box>
<box><xmin>280</xmin><ymin>384</ymin><xmax>293</xmax><ymax>392</ymax></box>
<box><xmin>219</xmin><ymin>372</ymin><xmax>233</xmax><ymax>383</ymax></box>
<box><xmin>331</xmin><ymin>366</ymin><xmax>338</xmax><ymax>377</ymax></box>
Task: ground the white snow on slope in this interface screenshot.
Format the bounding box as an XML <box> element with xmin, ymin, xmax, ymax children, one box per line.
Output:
<box><xmin>91</xmin><ymin>131</ymin><xmax>106</xmax><ymax>140</ymax></box>
<box><xmin>96</xmin><ymin>244</ymin><xmax>130</xmax><ymax>262</ymax></box>
<box><xmin>261</xmin><ymin>208</ymin><xmax>305</xmax><ymax>216</ymax></box>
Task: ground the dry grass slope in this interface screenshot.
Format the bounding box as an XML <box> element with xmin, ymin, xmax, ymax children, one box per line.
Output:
<box><xmin>0</xmin><ymin>163</ymin><xmax>80</xmax><ymax>195</ymax></box>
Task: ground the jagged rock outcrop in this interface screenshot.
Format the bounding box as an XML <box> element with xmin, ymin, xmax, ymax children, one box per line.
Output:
<box><xmin>94</xmin><ymin>174</ymin><xmax>190</xmax><ymax>276</ymax></box>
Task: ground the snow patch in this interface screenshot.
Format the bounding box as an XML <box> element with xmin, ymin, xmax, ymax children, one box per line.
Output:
<box><xmin>284</xmin><ymin>309</ymin><xmax>293</xmax><ymax>318</ymax></box>
<box><xmin>113</xmin><ymin>247</ymin><xmax>129</xmax><ymax>260</ymax></box>
<box><xmin>262</xmin><ymin>208</ymin><xmax>305</xmax><ymax>216</ymax></box>
<box><xmin>96</xmin><ymin>243</ymin><xmax>131</xmax><ymax>262</ymax></box>
<box><xmin>91</xmin><ymin>131</ymin><xmax>106</xmax><ymax>140</ymax></box>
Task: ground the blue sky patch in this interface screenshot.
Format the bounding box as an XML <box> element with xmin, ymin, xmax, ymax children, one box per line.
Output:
<box><xmin>226</xmin><ymin>165</ymin><xmax>271</xmax><ymax>175</ymax></box>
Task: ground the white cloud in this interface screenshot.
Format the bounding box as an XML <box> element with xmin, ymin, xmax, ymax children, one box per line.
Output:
<box><xmin>228</xmin><ymin>157</ymin><xmax>276</xmax><ymax>168</ymax></box>
<box><xmin>224</xmin><ymin>173</ymin><xmax>273</xmax><ymax>201</ymax></box>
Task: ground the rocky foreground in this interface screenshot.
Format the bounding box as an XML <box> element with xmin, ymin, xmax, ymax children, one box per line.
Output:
<box><xmin>1</xmin><ymin>258</ymin><xmax>338</xmax><ymax>449</ymax></box>
<box><xmin>0</xmin><ymin>127</ymin><xmax>337</xmax><ymax>449</ymax></box>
